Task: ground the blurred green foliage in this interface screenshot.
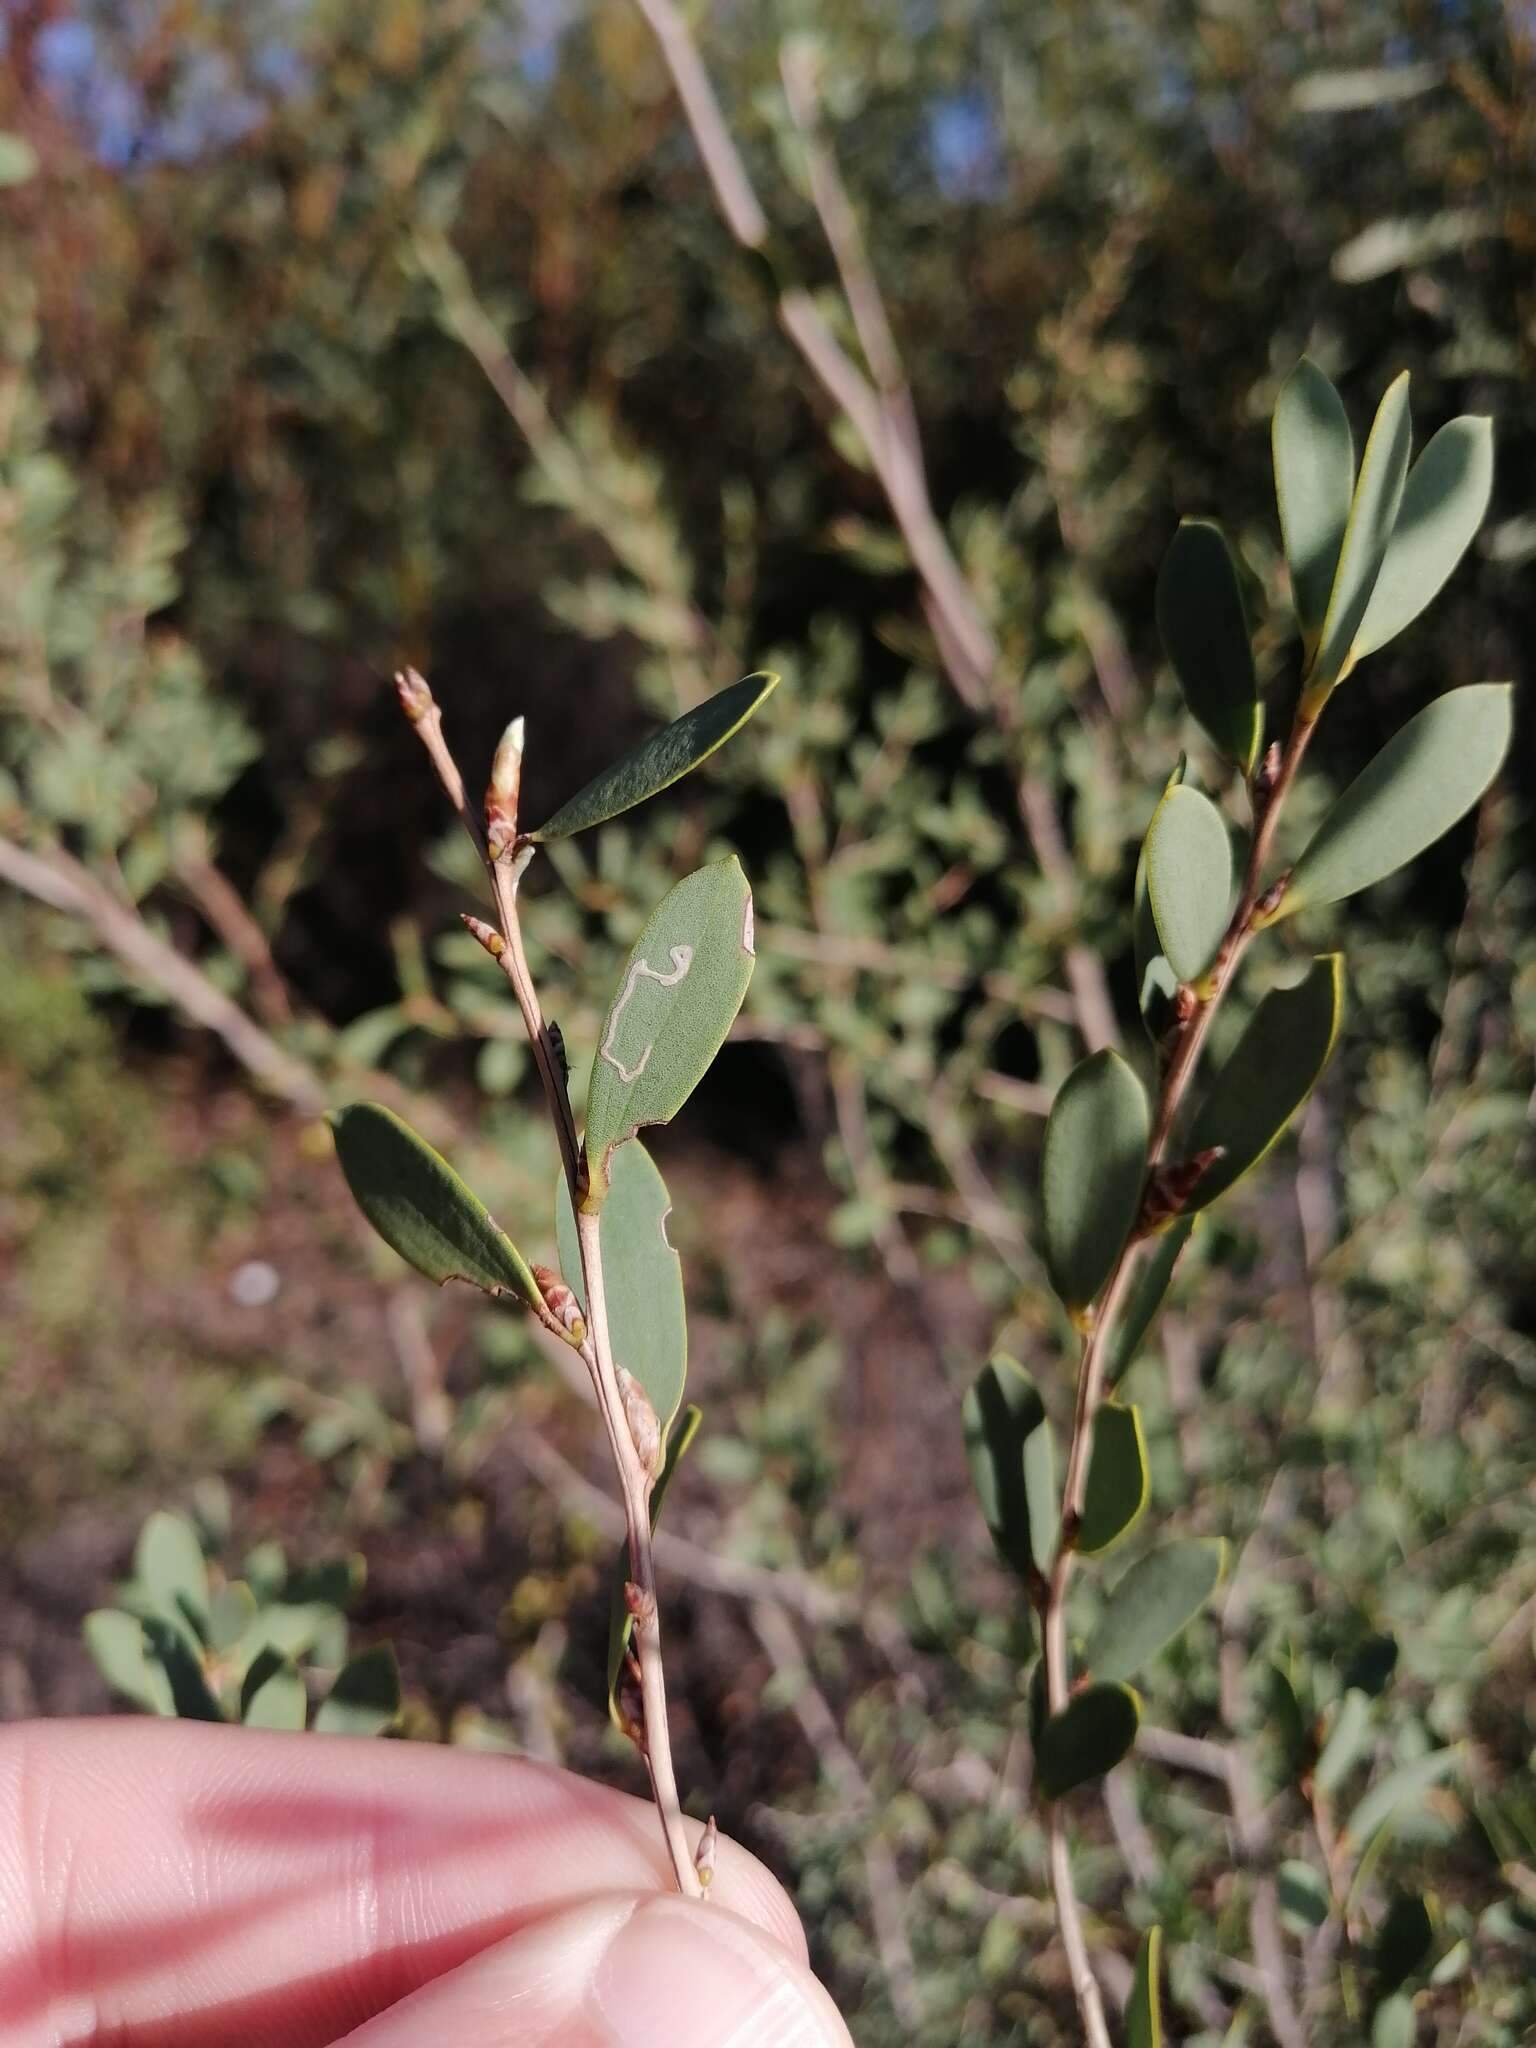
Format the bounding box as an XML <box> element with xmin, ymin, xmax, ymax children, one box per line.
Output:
<box><xmin>0</xmin><ymin>0</ymin><xmax>1532</xmax><ymax>2041</ymax></box>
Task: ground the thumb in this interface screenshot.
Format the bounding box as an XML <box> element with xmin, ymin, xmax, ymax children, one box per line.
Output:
<box><xmin>332</xmin><ymin>1890</ymin><xmax>854</xmax><ymax>2048</ymax></box>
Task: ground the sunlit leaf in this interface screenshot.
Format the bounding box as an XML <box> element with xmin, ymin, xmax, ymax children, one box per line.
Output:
<box><xmin>1273</xmin><ymin>358</ymin><xmax>1354</xmax><ymax>643</ymax></box>
<box><xmin>1108</xmin><ymin>1218</ymin><xmax>1193</xmax><ymax>1387</ymax></box>
<box><xmin>1079</xmin><ymin>1402</ymin><xmax>1149</xmax><ymax>1555</ymax></box>
<box><xmin>1128</xmin><ymin>1927</ymin><xmax>1163</xmax><ymax>2048</ymax></box>
<box><xmin>1371</xmin><ymin>1992</ymin><xmax>1417</xmax><ymax>2048</ymax></box>
<box><xmin>1344</xmin><ymin>1749</ymin><xmax>1458</xmax><ymax>1853</ymax></box>
<box><xmin>241</xmin><ymin>1652</ymin><xmax>308</xmax><ymax>1732</ymax></box>
<box><xmin>1316</xmin><ymin>1688</ymin><xmax>1372</xmax><ymax>1796</ymax></box>
<box><xmin>330</xmin><ymin>1102</ymin><xmax>542</xmax><ymax>1310</ymax></box>
<box><xmin>1309</xmin><ymin>372</ymin><xmax>1412</xmax><ymax>696</ymax></box>
<box><xmin>1282</xmin><ymin>685</ymin><xmax>1512</xmax><ymax>916</ymax></box>
<box><xmin>1086</xmin><ymin>1538</ymin><xmax>1227</xmax><ymax>1682</ymax></box>
<box><xmin>531</xmin><ymin>672</ymin><xmax>778</xmax><ymax>839</ymax></box>
<box><xmin>84</xmin><ymin>1610</ymin><xmax>174</xmax><ymax>1715</ymax></box>
<box><xmin>1186</xmin><ymin>956</ymin><xmax>1345</xmax><ymax>1209</ymax></box>
<box><xmin>1144</xmin><ymin>784</ymin><xmax>1232</xmax><ymax>985</ymax></box>
<box><xmin>314</xmin><ymin>1644</ymin><xmax>402</xmax><ymax>1736</ymax></box>
<box><xmin>583</xmin><ymin>859</ymin><xmax>756</xmax><ymax>1207</ymax></box>
<box><xmin>557</xmin><ymin>1139</ymin><xmax>687</xmax><ymax>1430</ymax></box>
<box><xmin>141</xmin><ymin>1617</ymin><xmax>226</xmax><ymax>1722</ymax></box>
<box><xmin>1353</xmin><ymin>418</ymin><xmax>1493</xmax><ymax>657</ymax></box>
<box><xmin>963</xmin><ymin>1356</ymin><xmax>1056</xmax><ymax>1581</ymax></box>
<box><xmin>607</xmin><ymin>1405</ymin><xmax>702</xmax><ymax>1730</ymax></box>
<box><xmin>1036</xmin><ymin>1682</ymin><xmax>1142</xmax><ymax>1798</ymax></box>
<box><xmin>135</xmin><ymin>1510</ymin><xmax>211</xmax><ymax>1645</ymax></box>
<box><xmin>1155</xmin><ymin>520</ymin><xmax>1262</xmax><ymax>772</ymax></box>
<box><xmin>1041</xmin><ymin>1050</ymin><xmax>1149</xmax><ymax>1313</ymax></box>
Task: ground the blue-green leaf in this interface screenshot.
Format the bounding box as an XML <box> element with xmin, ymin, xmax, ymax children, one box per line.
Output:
<box><xmin>1274</xmin><ymin>358</ymin><xmax>1354</xmax><ymax>645</ymax></box>
<box><xmin>1086</xmin><ymin>1539</ymin><xmax>1227</xmax><ymax>1682</ymax></box>
<box><xmin>1354</xmin><ymin>418</ymin><xmax>1493</xmax><ymax>657</ymax></box>
<box><xmin>1036</xmin><ymin>1682</ymin><xmax>1142</xmax><ymax>1798</ymax></box>
<box><xmin>557</xmin><ymin>1139</ymin><xmax>687</xmax><ymax>1431</ymax></box>
<box><xmin>84</xmin><ymin>1610</ymin><xmax>174</xmax><ymax>1715</ymax></box>
<box><xmin>1309</xmin><ymin>372</ymin><xmax>1413</xmax><ymax>697</ymax></box>
<box><xmin>963</xmin><ymin>1356</ymin><xmax>1057</xmax><ymax>1580</ymax></box>
<box><xmin>1156</xmin><ymin>520</ymin><xmax>1262</xmax><ymax>772</ymax></box>
<box><xmin>1079</xmin><ymin>1402</ymin><xmax>1149</xmax><ymax>1555</ymax></box>
<box><xmin>1144</xmin><ymin>784</ymin><xmax>1233</xmax><ymax>985</ymax></box>
<box><xmin>531</xmin><ymin>672</ymin><xmax>778</xmax><ymax>839</ymax></box>
<box><xmin>1041</xmin><ymin>1050</ymin><xmax>1149</xmax><ymax>1314</ymax></box>
<box><xmin>314</xmin><ymin>1644</ymin><xmax>402</xmax><ymax>1736</ymax></box>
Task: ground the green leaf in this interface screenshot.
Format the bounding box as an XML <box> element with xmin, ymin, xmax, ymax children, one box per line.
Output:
<box><xmin>1127</xmin><ymin>1927</ymin><xmax>1163</xmax><ymax>2048</ymax></box>
<box><xmin>557</xmin><ymin>1139</ymin><xmax>687</xmax><ymax>1431</ymax></box>
<box><xmin>1315</xmin><ymin>1689</ymin><xmax>1373</xmax><ymax>1796</ymax></box>
<box><xmin>84</xmin><ymin>1610</ymin><xmax>174</xmax><ymax>1715</ymax></box>
<box><xmin>1274</xmin><ymin>358</ymin><xmax>1355</xmax><ymax>644</ymax></box>
<box><xmin>314</xmin><ymin>1644</ymin><xmax>402</xmax><ymax>1736</ymax></box>
<box><xmin>135</xmin><ymin>1510</ymin><xmax>211</xmax><ymax>1644</ymax></box>
<box><xmin>1041</xmin><ymin>1049</ymin><xmax>1149</xmax><ymax>1313</ymax></box>
<box><xmin>1282</xmin><ymin>685</ymin><xmax>1513</xmax><ymax>916</ymax></box>
<box><xmin>331</xmin><ymin>1102</ymin><xmax>542</xmax><ymax>1310</ymax></box>
<box><xmin>1144</xmin><ymin>784</ymin><xmax>1233</xmax><ymax>985</ymax></box>
<box><xmin>1278</xmin><ymin>1859</ymin><xmax>1332</xmax><ymax>1932</ymax></box>
<box><xmin>1186</xmin><ymin>956</ymin><xmax>1345</xmax><ymax>1209</ymax></box>
<box><xmin>963</xmin><ymin>1357</ymin><xmax>1057</xmax><ymax>1581</ymax></box>
<box><xmin>1133</xmin><ymin>758</ymin><xmax>1185</xmax><ymax>1033</ymax></box>
<box><xmin>607</xmin><ymin>1406</ymin><xmax>702</xmax><ymax>1729</ymax></box>
<box><xmin>241</xmin><ymin>1654</ymin><xmax>308</xmax><ymax>1732</ymax></box>
<box><xmin>1309</xmin><ymin>371</ymin><xmax>1413</xmax><ymax>696</ymax></box>
<box><xmin>1035</xmin><ymin>1682</ymin><xmax>1142</xmax><ymax>1798</ymax></box>
<box><xmin>141</xmin><ymin>1617</ymin><xmax>226</xmax><ymax>1722</ymax></box>
<box><xmin>1108</xmin><ymin>1218</ymin><xmax>1193</xmax><ymax>1387</ymax></box>
<box><xmin>1371</xmin><ymin>1993</ymin><xmax>1417</xmax><ymax>2048</ymax></box>
<box><xmin>1079</xmin><ymin>1403</ymin><xmax>1149</xmax><ymax>1555</ymax></box>
<box><xmin>0</xmin><ymin>133</ymin><xmax>39</xmax><ymax>187</ymax></box>
<box><xmin>1375</xmin><ymin>1892</ymin><xmax>1436</xmax><ymax>1992</ymax></box>
<box><xmin>1086</xmin><ymin>1538</ymin><xmax>1227</xmax><ymax>1682</ymax></box>
<box><xmin>1155</xmin><ymin>520</ymin><xmax>1262</xmax><ymax>772</ymax></box>
<box><xmin>1344</xmin><ymin>1749</ymin><xmax>1458</xmax><ymax>1853</ymax></box>
<box><xmin>531</xmin><ymin>672</ymin><xmax>779</xmax><ymax>839</ymax></box>
<box><xmin>208</xmin><ymin>1581</ymin><xmax>258</xmax><ymax>1654</ymax></box>
<box><xmin>583</xmin><ymin>859</ymin><xmax>756</xmax><ymax>1207</ymax></box>
<box><xmin>1354</xmin><ymin>418</ymin><xmax>1493</xmax><ymax>657</ymax></box>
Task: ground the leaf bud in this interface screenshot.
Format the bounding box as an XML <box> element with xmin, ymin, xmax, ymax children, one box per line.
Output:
<box><xmin>531</xmin><ymin>1263</ymin><xmax>586</xmax><ymax>1345</ymax></box>
<box><xmin>394</xmin><ymin>667</ymin><xmax>435</xmax><ymax>723</ymax></box>
<box><xmin>485</xmin><ymin>716</ymin><xmax>525</xmax><ymax>859</ymax></box>
<box><xmin>460</xmin><ymin>913</ymin><xmax>505</xmax><ymax>960</ymax></box>
<box><xmin>616</xmin><ymin>1363</ymin><xmax>663</xmax><ymax>1481</ymax></box>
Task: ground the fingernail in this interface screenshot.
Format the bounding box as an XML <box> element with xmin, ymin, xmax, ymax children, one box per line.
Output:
<box><xmin>589</xmin><ymin>1894</ymin><xmax>842</xmax><ymax>2047</ymax></box>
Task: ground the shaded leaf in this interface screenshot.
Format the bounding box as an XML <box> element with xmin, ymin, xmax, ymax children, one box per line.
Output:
<box><xmin>142</xmin><ymin>1617</ymin><xmax>226</xmax><ymax>1722</ymax></box>
<box><xmin>1315</xmin><ymin>1688</ymin><xmax>1373</xmax><ymax>1796</ymax></box>
<box><xmin>557</xmin><ymin>1139</ymin><xmax>686</xmax><ymax>1431</ymax></box>
<box><xmin>1376</xmin><ymin>1892</ymin><xmax>1436</xmax><ymax>1992</ymax></box>
<box><xmin>583</xmin><ymin>859</ymin><xmax>756</xmax><ymax>1206</ymax></box>
<box><xmin>1278</xmin><ymin>1859</ymin><xmax>1332</xmax><ymax>1932</ymax></box>
<box><xmin>1041</xmin><ymin>1049</ymin><xmax>1149</xmax><ymax>1313</ymax></box>
<box><xmin>1283</xmin><ymin>685</ymin><xmax>1512</xmax><ymax>916</ymax></box>
<box><xmin>1134</xmin><ymin>758</ymin><xmax>1185</xmax><ymax>1034</ymax></box>
<box><xmin>1309</xmin><ymin>372</ymin><xmax>1413</xmax><ymax>696</ymax></box>
<box><xmin>1079</xmin><ymin>1402</ymin><xmax>1149</xmax><ymax>1555</ymax></box>
<box><xmin>1186</xmin><ymin>956</ymin><xmax>1345</xmax><ymax>1209</ymax></box>
<box><xmin>1274</xmin><ymin>358</ymin><xmax>1354</xmax><ymax>643</ymax></box>
<box><xmin>242</xmin><ymin>1654</ymin><xmax>308</xmax><ymax>1732</ymax></box>
<box><xmin>84</xmin><ymin>1610</ymin><xmax>174</xmax><ymax>1715</ymax></box>
<box><xmin>1109</xmin><ymin>1218</ymin><xmax>1193</xmax><ymax>1387</ymax></box>
<box><xmin>135</xmin><ymin>1510</ymin><xmax>210</xmax><ymax>1644</ymax></box>
<box><xmin>1354</xmin><ymin>418</ymin><xmax>1493</xmax><ymax>657</ymax></box>
<box><xmin>1144</xmin><ymin>784</ymin><xmax>1232</xmax><ymax>984</ymax></box>
<box><xmin>963</xmin><ymin>1357</ymin><xmax>1056</xmax><ymax>1581</ymax></box>
<box><xmin>1087</xmin><ymin>1539</ymin><xmax>1227</xmax><ymax>1682</ymax></box>
<box><xmin>1128</xmin><ymin>1926</ymin><xmax>1162</xmax><ymax>2048</ymax></box>
<box><xmin>1156</xmin><ymin>520</ymin><xmax>1262</xmax><ymax>772</ymax></box>
<box><xmin>607</xmin><ymin>1406</ymin><xmax>703</xmax><ymax>1729</ymax></box>
<box><xmin>1036</xmin><ymin>1682</ymin><xmax>1142</xmax><ymax>1798</ymax></box>
<box><xmin>531</xmin><ymin>671</ymin><xmax>778</xmax><ymax>839</ymax></box>
<box><xmin>331</xmin><ymin>1103</ymin><xmax>542</xmax><ymax>1310</ymax></box>
<box><xmin>1344</xmin><ymin>1749</ymin><xmax>1459</xmax><ymax>1852</ymax></box>
<box><xmin>314</xmin><ymin>1644</ymin><xmax>402</xmax><ymax>1736</ymax></box>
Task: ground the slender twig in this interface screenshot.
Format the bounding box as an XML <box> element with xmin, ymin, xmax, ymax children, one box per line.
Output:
<box><xmin>397</xmin><ymin>667</ymin><xmax>700</xmax><ymax>1896</ymax></box>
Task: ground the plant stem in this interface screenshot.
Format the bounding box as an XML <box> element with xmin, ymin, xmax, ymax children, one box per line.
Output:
<box><xmin>399</xmin><ymin>671</ymin><xmax>700</xmax><ymax>1897</ymax></box>
<box><xmin>1037</xmin><ymin>698</ymin><xmax>1321</xmax><ymax>2031</ymax></box>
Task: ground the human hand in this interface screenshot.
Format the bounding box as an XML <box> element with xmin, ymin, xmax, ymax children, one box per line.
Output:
<box><xmin>0</xmin><ymin>1718</ymin><xmax>853</xmax><ymax>2046</ymax></box>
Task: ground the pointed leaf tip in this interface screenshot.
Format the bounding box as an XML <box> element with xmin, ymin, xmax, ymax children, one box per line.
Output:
<box><xmin>1041</xmin><ymin>1050</ymin><xmax>1149</xmax><ymax>1312</ymax></box>
<box><xmin>1155</xmin><ymin>519</ymin><xmax>1261</xmax><ymax>771</ymax></box>
<box><xmin>1309</xmin><ymin>371</ymin><xmax>1413</xmax><ymax>696</ymax></box>
<box><xmin>1273</xmin><ymin>357</ymin><xmax>1354</xmax><ymax>642</ymax></box>
<box><xmin>531</xmin><ymin>672</ymin><xmax>779</xmax><ymax>840</ymax></box>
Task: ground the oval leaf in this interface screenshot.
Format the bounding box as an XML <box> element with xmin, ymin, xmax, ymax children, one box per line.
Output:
<box><xmin>583</xmin><ymin>858</ymin><xmax>756</xmax><ymax>1206</ymax></box>
<box><xmin>242</xmin><ymin>1655</ymin><xmax>308</xmax><ymax>1732</ymax></box>
<box><xmin>1156</xmin><ymin>520</ymin><xmax>1262</xmax><ymax>772</ymax></box>
<box><xmin>1036</xmin><ymin>1682</ymin><xmax>1142</xmax><ymax>1799</ymax></box>
<box><xmin>1079</xmin><ymin>1402</ymin><xmax>1149</xmax><ymax>1555</ymax></box>
<box><xmin>531</xmin><ymin>672</ymin><xmax>778</xmax><ymax>840</ymax></box>
<box><xmin>1284</xmin><ymin>684</ymin><xmax>1512</xmax><ymax>916</ymax></box>
<box><xmin>1134</xmin><ymin>759</ymin><xmax>1186</xmax><ymax>1034</ymax></box>
<box><xmin>84</xmin><ymin>1610</ymin><xmax>174</xmax><ymax>1715</ymax></box>
<box><xmin>314</xmin><ymin>1644</ymin><xmax>402</xmax><ymax>1736</ymax></box>
<box><xmin>1375</xmin><ymin>1892</ymin><xmax>1436</xmax><ymax>1993</ymax></box>
<box><xmin>1042</xmin><ymin>1049</ymin><xmax>1150</xmax><ymax>1313</ymax></box>
<box><xmin>1128</xmin><ymin>1927</ymin><xmax>1163</xmax><ymax>2048</ymax></box>
<box><xmin>134</xmin><ymin>1509</ymin><xmax>211</xmax><ymax>1644</ymax></box>
<box><xmin>1274</xmin><ymin>357</ymin><xmax>1355</xmax><ymax>644</ymax></box>
<box><xmin>1309</xmin><ymin>371</ymin><xmax>1413</xmax><ymax>696</ymax></box>
<box><xmin>557</xmin><ymin>1139</ymin><xmax>687</xmax><ymax>1430</ymax></box>
<box><xmin>141</xmin><ymin>1618</ymin><xmax>226</xmax><ymax>1722</ymax></box>
<box><xmin>1186</xmin><ymin>956</ymin><xmax>1345</xmax><ymax>1210</ymax></box>
<box><xmin>1145</xmin><ymin>784</ymin><xmax>1233</xmax><ymax>985</ymax></box>
<box><xmin>1109</xmin><ymin>1217</ymin><xmax>1193</xmax><ymax>1387</ymax></box>
<box><xmin>331</xmin><ymin>1103</ymin><xmax>542</xmax><ymax>1311</ymax></box>
<box><xmin>963</xmin><ymin>1356</ymin><xmax>1057</xmax><ymax>1581</ymax></box>
<box><xmin>1354</xmin><ymin>417</ymin><xmax>1493</xmax><ymax>658</ymax></box>
<box><xmin>1086</xmin><ymin>1538</ymin><xmax>1227</xmax><ymax>1682</ymax></box>
<box><xmin>607</xmin><ymin>1405</ymin><xmax>702</xmax><ymax>1729</ymax></box>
